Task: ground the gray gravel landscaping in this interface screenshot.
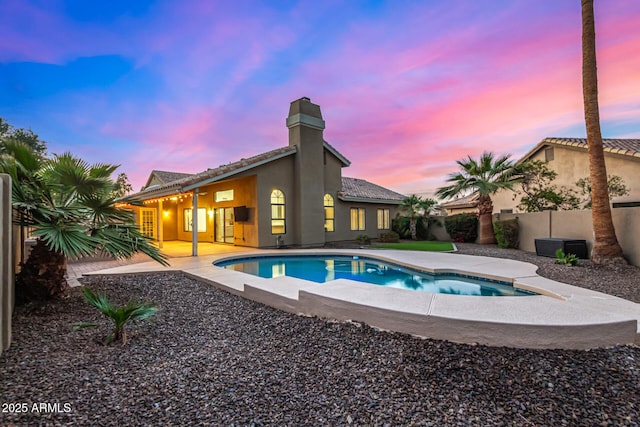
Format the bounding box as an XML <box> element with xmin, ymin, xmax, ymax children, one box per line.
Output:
<box><xmin>1</xmin><ymin>244</ymin><xmax>639</xmax><ymax>426</ymax></box>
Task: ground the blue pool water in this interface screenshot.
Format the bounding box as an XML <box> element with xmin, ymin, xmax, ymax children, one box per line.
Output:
<box><xmin>215</xmin><ymin>255</ymin><xmax>535</xmax><ymax>296</ymax></box>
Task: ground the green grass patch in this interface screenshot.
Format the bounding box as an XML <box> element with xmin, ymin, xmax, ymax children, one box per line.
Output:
<box><xmin>372</xmin><ymin>241</ymin><xmax>455</xmax><ymax>252</ymax></box>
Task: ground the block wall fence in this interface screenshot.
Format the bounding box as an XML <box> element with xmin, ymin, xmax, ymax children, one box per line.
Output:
<box><xmin>431</xmin><ymin>206</ymin><xmax>640</xmax><ymax>266</ymax></box>
<box><xmin>1</xmin><ymin>174</ymin><xmax>13</xmax><ymax>356</ymax></box>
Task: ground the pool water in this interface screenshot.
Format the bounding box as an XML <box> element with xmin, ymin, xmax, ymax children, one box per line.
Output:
<box><xmin>215</xmin><ymin>255</ymin><xmax>535</xmax><ymax>297</ymax></box>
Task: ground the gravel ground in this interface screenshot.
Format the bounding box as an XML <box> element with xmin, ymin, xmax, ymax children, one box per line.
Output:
<box><xmin>1</xmin><ymin>245</ymin><xmax>639</xmax><ymax>426</ymax></box>
<box><xmin>453</xmin><ymin>243</ymin><xmax>640</xmax><ymax>304</ymax></box>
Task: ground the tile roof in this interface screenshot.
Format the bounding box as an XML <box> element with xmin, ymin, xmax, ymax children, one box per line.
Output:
<box><xmin>339</xmin><ymin>177</ymin><xmax>405</xmax><ymax>204</ymax></box>
<box><xmin>181</xmin><ymin>146</ymin><xmax>298</xmax><ymax>190</ymax></box>
<box><xmin>149</xmin><ymin>170</ymin><xmax>193</xmax><ymax>185</ymax></box>
<box><xmin>439</xmin><ymin>193</ymin><xmax>479</xmax><ymax>208</ymax></box>
<box><xmin>128</xmin><ymin>146</ymin><xmax>297</xmax><ymax>200</ymax></box>
<box><xmin>521</xmin><ymin>137</ymin><xmax>640</xmax><ymax>162</ymax></box>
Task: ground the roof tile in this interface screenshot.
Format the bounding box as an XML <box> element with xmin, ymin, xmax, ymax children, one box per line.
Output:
<box><xmin>339</xmin><ymin>177</ymin><xmax>405</xmax><ymax>203</ymax></box>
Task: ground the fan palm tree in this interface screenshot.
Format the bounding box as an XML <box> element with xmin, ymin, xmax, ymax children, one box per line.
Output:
<box><xmin>436</xmin><ymin>152</ymin><xmax>517</xmax><ymax>244</ymax></box>
<box><xmin>0</xmin><ymin>141</ymin><xmax>168</xmax><ymax>302</ymax></box>
<box><xmin>581</xmin><ymin>0</ymin><xmax>625</xmax><ymax>265</ymax></box>
<box><xmin>401</xmin><ymin>195</ymin><xmax>423</xmax><ymax>240</ymax></box>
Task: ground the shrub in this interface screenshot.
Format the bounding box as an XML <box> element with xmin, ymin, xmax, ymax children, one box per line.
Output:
<box><xmin>378</xmin><ymin>231</ymin><xmax>400</xmax><ymax>243</ymax></box>
<box><xmin>555</xmin><ymin>249</ymin><xmax>579</xmax><ymax>267</ymax></box>
<box><xmin>444</xmin><ymin>213</ymin><xmax>478</xmax><ymax>243</ymax></box>
<box><xmin>356</xmin><ymin>234</ymin><xmax>371</xmax><ymax>245</ymax></box>
<box><xmin>392</xmin><ymin>215</ymin><xmax>430</xmax><ymax>240</ymax></box>
<box><xmin>493</xmin><ymin>218</ymin><xmax>519</xmax><ymax>249</ymax></box>
<box><xmin>74</xmin><ymin>287</ymin><xmax>158</xmax><ymax>345</ymax></box>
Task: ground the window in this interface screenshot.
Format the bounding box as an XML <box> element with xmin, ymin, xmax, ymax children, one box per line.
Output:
<box><xmin>377</xmin><ymin>209</ymin><xmax>390</xmax><ymax>230</ymax></box>
<box><xmin>184</xmin><ymin>208</ymin><xmax>207</xmax><ymax>232</ymax></box>
<box><xmin>544</xmin><ymin>147</ymin><xmax>554</xmax><ymax>162</ymax></box>
<box><xmin>324</xmin><ymin>194</ymin><xmax>335</xmax><ymax>232</ymax></box>
<box><xmin>350</xmin><ymin>208</ymin><xmax>365</xmax><ymax>231</ymax></box>
<box><xmin>271</xmin><ymin>189</ymin><xmax>286</xmax><ymax>234</ymax></box>
<box><xmin>215</xmin><ymin>189</ymin><xmax>234</xmax><ymax>202</ymax></box>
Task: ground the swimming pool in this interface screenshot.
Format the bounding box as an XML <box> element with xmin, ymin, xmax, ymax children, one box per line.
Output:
<box><xmin>215</xmin><ymin>255</ymin><xmax>535</xmax><ymax>296</ymax></box>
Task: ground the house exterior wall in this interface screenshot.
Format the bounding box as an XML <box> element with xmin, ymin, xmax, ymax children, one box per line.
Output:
<box><xmin>330</xmin><ymin>201</ymin><xmax>401</xmax><ymax>242</ymax></box>
<box><xmin>176</xmin><ymin>176</ymin><xmax>258</xmax><ymax>245</ymax></box>
<box><xmin>492</xmin><ymin>145</ymin><xmax>640</xmax><ymax>213</ymax></box>
<box><xmin>130</xmin><ymin>98</ymin><xmax>404</xmax><ymax>250</ymax></box>
<box><xmin>253</xmin><ymin>156</ymin><xmax>297</xmax><ymax>248</ymax></box>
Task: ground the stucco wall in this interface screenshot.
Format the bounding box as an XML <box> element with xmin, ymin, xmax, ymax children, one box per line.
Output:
<box><xmin>254</xmin><ymin>155</ymin><xmax>297</xmax><ymax>248</ymax></box>
<box><xmin>328</xmin><ymin>201</ymin><xmax>401</xmax><ymax>242</ymax></box>
<box><xmin>175</xmin><ymin>175</ymin><xmax>258</xmax><ymax>245</ymax></box>
<box><xmin>495</xmin><ymin>207</ymin><xmax>640</xmax><ymax>266</ymax></box>
<box><xmin>1</xmin><ymin>174</ymin><xmax>13</xmax><ymax>356</ymax></box>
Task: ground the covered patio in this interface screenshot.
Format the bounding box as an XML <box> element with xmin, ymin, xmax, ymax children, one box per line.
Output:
<box><xmin>155</xmin><ymin>241</ymin><xmax>252</xmax><ymax>258</ymax></box>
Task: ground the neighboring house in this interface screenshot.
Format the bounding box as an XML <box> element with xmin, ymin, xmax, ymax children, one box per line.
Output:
<box><xmin>492</xmin><ymin>137</ymin><xmax>640</xmax><ymax>213</ymax></box>
<box><xmin>122</xmin><ymin>97</ymin><xmax>405</xmax><ymax>253</ymax></box>
<box><xmin>439</xmin><ymin>193</ymin><xmax>479</xmax><ymax>216</ymax></box>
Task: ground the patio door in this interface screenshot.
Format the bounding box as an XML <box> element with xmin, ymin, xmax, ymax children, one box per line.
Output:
<box><xmin>140</xmin><ymin>208</ymin><xmax>156</xmax><ymax>239</ymax></box>
<box><xmin>214</xmin><ymin>208</ymin><xmax>234</xmax><ymax>243</ymax></box>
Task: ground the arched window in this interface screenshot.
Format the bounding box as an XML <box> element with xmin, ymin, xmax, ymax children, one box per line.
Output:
<box><xmin>324</xmin><ymin>194</ymin><xmax>334</xmax><ymax>232</ymax></box>
<box><xmin>271</xmin><ymin>189</ymin><xmax>285</xmax><ymax>234</ymax></box>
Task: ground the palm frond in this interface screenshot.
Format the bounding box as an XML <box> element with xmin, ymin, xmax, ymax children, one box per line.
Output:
<box><xmin>92</xmin><ymin>224</ymin><xmax>169</xmax><ymax>266</ymax></box>
<box><xmin>32</xmin><ymin>220</ymin><xmax>99</xmax><ymax>259</ymax></box>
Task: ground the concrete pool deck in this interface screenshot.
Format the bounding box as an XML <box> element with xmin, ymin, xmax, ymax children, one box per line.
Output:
<box><xmin>78</xmin><ymin>248</ymin><xmax>640</xmax><ymax>350</ymax></box>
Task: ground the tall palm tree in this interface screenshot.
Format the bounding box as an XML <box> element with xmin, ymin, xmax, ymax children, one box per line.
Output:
<box><xmin>436</xmin><ymin>152</ymin><xmax>517</xmax><ymax>244</ymax></box>
<box><xmin>0</xmin><ymin>141</ymin><xmax>168</xmax><ymax>302</ymax></box>
<box><xmin>581</xmin><ymin>0</ymin><xmax>625</xmax><ymax>265</ymax></box>
<box><xmin>401</xmin><ymin>195</ymin><xmax>422</xmax><ymax>240</ymax></box>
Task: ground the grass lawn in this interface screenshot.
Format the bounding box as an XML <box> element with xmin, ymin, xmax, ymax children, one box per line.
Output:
<box><xmin>372</xmin><ymin>240</ymin><xmax>455</xmax><ymax>252</ymax></box>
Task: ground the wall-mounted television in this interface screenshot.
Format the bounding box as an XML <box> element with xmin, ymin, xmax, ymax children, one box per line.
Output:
<box><xmin>234</xmin><ymin>206</ymin><xmax>249</xmax><ymax>222</ymax></box>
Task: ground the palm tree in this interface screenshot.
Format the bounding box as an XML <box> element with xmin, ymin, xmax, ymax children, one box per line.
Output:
<box><xmin>436</xmin><ymin>152</ymin><xmax>517</xmax><ymax>244</ymax></box>
<box><xmin>401</xmin><ymin>195</ymin><xmax>422</xmax><ymax>240</ymax></box>
<box><xmin>581</xmin><ymin>0</ymin><xmax>625</xmax><ymax>265</ymax></box>
<box><xmin>0</xmin><ymin>141</ymin><xmax>168</xmax><ymax>302</ymax></box>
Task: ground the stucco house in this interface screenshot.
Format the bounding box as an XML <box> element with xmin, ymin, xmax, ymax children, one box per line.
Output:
<box><xmin>440</xmin><ymin>137</ymin><xmax>640</xmax><ymax>215</ymax></box>
<box><xmin>491</xmin><ymin>137</ymin><xmax>640</xmax><ymax>213</ymax></box>
<box><xmin>122</xmin><ymin>97</ymin><xmax>405</xmax><ymax>254</ymax></box>
<box><xmin>439</xmin><ymin>193</ymin><xmax>480</xmax><ymax>216</ymax></box>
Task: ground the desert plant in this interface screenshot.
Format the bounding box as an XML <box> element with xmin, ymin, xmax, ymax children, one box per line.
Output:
<box><xmin>555</xmin><ymin>249</ymin><xmax>579</xmax><ymax>267</ymax></box>
<box><xmin>75</xmin><ymin>287</ymin><xmax>158</xmax><ymax>345</ymax></box>
<box><xmin>400</xmin><ymin>195</ymin><xmax>439</xmax><ymax>240</ymax></box>
<box><xmin>393</xmin><ymin>215</ymin><xmax>429</xmax><ymax>240</ymax></box>
<box><xmin>436</xmin><ymin>152</ymin><xmax>518</xmax><ymax>244</ymax></box>
<box><xmin>356</xmin><ymin>234</ymin><xmax>371</xmax><ymax>245</ymax></box>
<box><xmin>493</xmin><ymin>218</ymin><xmax>519</xmax><ymax>249</ymax></box>
<box><xmin>0</xmin><ymin>141</ymin><xmax>168</xmax><ymax>303</ymax></box>
<box><xmin>444</xmin><ymin>213</ymin><xmax>478</xmax><ymax>243</ymax></box>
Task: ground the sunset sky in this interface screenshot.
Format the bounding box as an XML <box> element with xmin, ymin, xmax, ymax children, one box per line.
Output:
<box><xmin>2</xmin><ymin>0</ymin><xmax>639</xmax><ymax>196</ymax></box>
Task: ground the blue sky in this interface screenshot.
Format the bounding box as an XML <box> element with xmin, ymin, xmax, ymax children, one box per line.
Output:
<box><xmin>2</xmin><ymin>0</ymin><xmax>639</xmax><ymax>194</ymax></box>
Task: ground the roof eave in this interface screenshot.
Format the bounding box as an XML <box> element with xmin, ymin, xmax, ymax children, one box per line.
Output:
<box><xmin>323</xmin><ymin>141</ymin><xmax>351</xmax><ymax>167</ymax></box>
<box><xmin>122</xmin><ymin>184</ymin><xmax>183</xmax><ymax>202</ymax></box>
<box><xmin>182</xmin><ymin>147</ymin><xmax>297</xmax><ymax>191</ymax></box>
<box><xmin>337</xmin><ymin>195</ymin><xmax>403</xmax><ymax>205</ymax></box>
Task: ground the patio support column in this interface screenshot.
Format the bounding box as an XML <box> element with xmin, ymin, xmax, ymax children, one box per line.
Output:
<box><xmin>157</xmin><ymin>199</ymin><xmax>164</xmax><ymax>249</ymax></box>
<box><xmin>192</xmin><ymin>188</ymin><xmax>198</xmax><ymax>257</ymax></box>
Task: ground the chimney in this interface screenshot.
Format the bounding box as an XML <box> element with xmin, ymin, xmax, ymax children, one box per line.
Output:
<box><xmin>286</xmin><ymin>97</ymin><xmax>326</xmax><ymax>247</ymax></box>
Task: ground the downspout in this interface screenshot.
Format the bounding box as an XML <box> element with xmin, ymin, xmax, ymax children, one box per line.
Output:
<box><xmin>192</xmin><ymin>188</ymin><xmax>198</xmax><ymax>257</ymax></box>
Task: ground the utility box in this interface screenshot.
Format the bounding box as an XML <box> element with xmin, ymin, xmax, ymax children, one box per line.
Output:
<box><xmin>534</xmin><ymin>238</ymin><xmax>588</xmax><ymax>259</ymax></box>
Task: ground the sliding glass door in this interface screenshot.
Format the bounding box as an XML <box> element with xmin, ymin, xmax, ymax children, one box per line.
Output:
<box><xmin>214</xmin><ymin>208</ymin><xmax>234</xmax><ymax>243</ymax></box>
